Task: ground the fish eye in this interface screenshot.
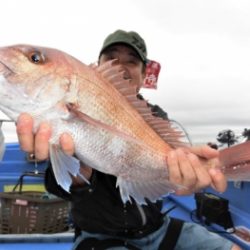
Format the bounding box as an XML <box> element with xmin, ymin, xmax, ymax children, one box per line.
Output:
<box><xmin>28</xmin><ymin>51</ymin><xmax>45</xmax><ymax>64</ymax></box>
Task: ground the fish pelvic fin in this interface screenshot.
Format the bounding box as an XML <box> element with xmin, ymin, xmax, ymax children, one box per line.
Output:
<box><xmin>219</xmin><ymin>141</ymin><xmax>250</xmax><ymax>181</ymax></box>
<box><xmin>94</xmin><ymin>60</ymin><xmax>187</xmax><ymax>149</ymax></box>
<box><xmin>49</xmin><ymin>144</ymin><xmax>89</xmax><ymax>192</ymax></box>
<box><xmin>116</xmin><ymin>176</ymin><xmax>183</xmax><ymax>205</ymax></box>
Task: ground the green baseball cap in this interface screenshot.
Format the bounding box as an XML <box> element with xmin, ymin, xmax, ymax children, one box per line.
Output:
<box><xmin>99</xmin><ymin>30</ymin><xmax>148</xmax><ymax>64</ymax></box>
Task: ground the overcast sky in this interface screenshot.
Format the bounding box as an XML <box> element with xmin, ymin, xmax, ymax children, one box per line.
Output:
<box><xmin>0</xmin><ymin>0</ymin><xmax>249</xmax><ymax>144</ymax></box>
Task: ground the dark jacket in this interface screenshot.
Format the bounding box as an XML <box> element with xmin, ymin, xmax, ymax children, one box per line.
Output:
<box><xmin>45</xmin><ymin>101</ymin><xmax>169</xmax><ymax>239</ymax></box>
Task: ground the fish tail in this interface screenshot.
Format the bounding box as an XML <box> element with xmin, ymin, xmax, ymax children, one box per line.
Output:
<box><xmin>219</xmin><ymin>141</ymin><xmax>250</xmax><ymax>181</ymax></box>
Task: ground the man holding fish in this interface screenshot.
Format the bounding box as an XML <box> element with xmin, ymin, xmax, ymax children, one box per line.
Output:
<box><xmin>16</xmin><ymin>30</ymin><xmax>240</xmax><ymax>249</ymax></box>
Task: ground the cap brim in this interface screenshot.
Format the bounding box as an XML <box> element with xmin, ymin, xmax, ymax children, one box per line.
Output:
<box><xmin>100</xmin><ymin>41</ymin><xmax>147</xmax><ymax>64</ymax></box>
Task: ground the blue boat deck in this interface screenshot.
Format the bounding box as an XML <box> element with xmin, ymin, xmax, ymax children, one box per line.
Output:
<box><xmin>0</xmin><ymin>233</ymin><xmax>73</xmax><ymax>250</ymax></box>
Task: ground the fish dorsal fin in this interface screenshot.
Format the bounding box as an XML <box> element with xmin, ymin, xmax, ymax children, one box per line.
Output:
<box><xmin>95</xmin><ymin>60</ymin><xmax>186</xmax><ymax>148</ymax></box>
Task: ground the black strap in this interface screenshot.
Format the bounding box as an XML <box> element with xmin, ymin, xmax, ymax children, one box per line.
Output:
<box><xmin>75</xmin><ymin>237</ymin><xmax>140</xmax><ymax>250</ymax></box>
<box><xmin>158</xmin><ymin>218</ymin><xmax>184</xmax><ymax>250</ymax></box>
<box><xmin>75</xmin><ymin>218</ymin><xmax>183</xmax><ymax>250</ymax></box>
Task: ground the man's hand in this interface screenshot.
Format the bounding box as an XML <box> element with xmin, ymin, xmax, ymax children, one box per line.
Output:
<box><xmin>16</xmin><ymin>113</ymin><xmax>50</xmax><ymax>160</ymax></box>
<box><xmin>16</xmin><ymin>113</ymin><xmax>76</xmax><ymax>160</ymax></box>
<box><xmin>16</xmin><ymin>113</ymin><xmax>92</xmax><ymax>185</ymax></box>
<box><xmin>167</xmin><ymin>145</ymin><xmax>227</xmax><ymax>195</ymax></box>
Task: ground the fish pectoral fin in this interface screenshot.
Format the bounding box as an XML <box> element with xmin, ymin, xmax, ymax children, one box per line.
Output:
<box><xmin>0</xmin><ymin>122</ymin><xmax>5</xmax><ymax>161</ymax></box>
<box><xmin>49</xmin><ymin>144</ymin><xmax>89</xmax><ymax>192</ymax></box>
<box><xmin>116</xmin><ymin>177</ymin><xmax>183</xmax><ymax>205</ymax></box>
<box><xmin>67</xmin><ymin>103</ymin><xmax>146</xmax><ymax>144</ymax></box>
